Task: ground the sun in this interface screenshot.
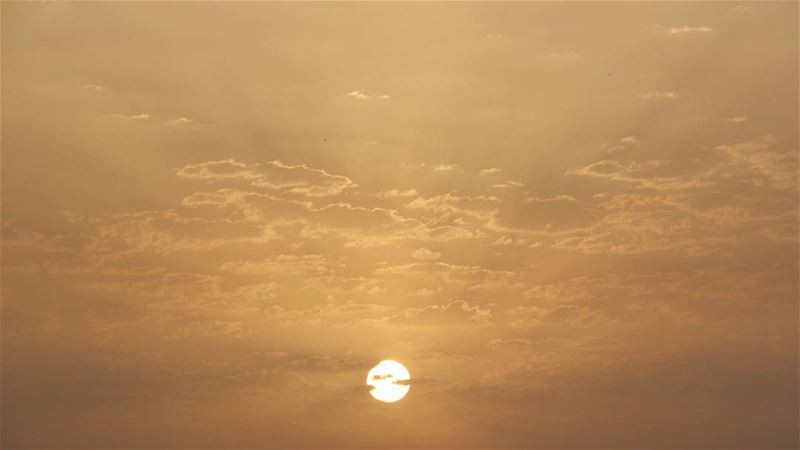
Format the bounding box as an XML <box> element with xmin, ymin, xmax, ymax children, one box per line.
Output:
<box><xmin>366</xmin><ymin>360</ymin><xmax>411</xmax><ymax>403</ymax></box>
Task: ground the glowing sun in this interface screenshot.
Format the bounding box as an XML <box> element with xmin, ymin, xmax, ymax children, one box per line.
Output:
<box><xmin>366</xmin><ymin>360</ymin><xmax>410</xmax><ymax>403</ymax></box>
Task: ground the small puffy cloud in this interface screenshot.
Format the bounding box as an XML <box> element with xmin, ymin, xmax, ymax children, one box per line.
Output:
<box><xmin>345</xmin><ymin>90</ymin><xmax>390</xmax><ymax>100</ymax></box>
<box><xmin>82</xmin><ymin>84</ymin><xmax>107</xmax><ymax>92</ymax></box>
<box><xmin>660</xmin><ymin>25</ymin><xmax>714</xmax><ymax>35</ymax></box>
<box><xmin>640</xmin><ymin>91</ymin><xmax>678</xmax><ymax>100</ymax></box>
<box><xmin>411</xmin><ymin>247</ymin><xmax>442</xmax><ymax>261</ymax></box>
<box><xmin>620</xmin><ymin>136</ymin><xmax>638</xmax><ymax>144</ymax></box>
<box><xmin>480</xmin><ymin>168</ymin><xmax>502</xmax><ymax>176</ymax></box>
<box><xmin>432</xmin><ymin>164</ymin><xmax>457</xmax><ymax>172</ymax></box>
<box><xmin>727</xmin><ymin>117</ymin><xmax>747</xmax><ymax>123</ymax></box>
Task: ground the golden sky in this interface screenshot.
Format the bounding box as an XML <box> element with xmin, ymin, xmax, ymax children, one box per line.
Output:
<box><xmin>1</xmin><ymin>2</ymin><xmax>798</xmax><ymax>448</ymax></box>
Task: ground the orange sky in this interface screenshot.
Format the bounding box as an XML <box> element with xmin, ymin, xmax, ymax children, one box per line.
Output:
<box><xmin>1</xmin><ymin>2</ymin><xmax>798</xmax><ymax>448</ymax></box>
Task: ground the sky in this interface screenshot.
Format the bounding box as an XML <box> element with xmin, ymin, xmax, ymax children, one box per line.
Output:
<box><xmin>1</xmin><ymin>2</ymin><xmax>798</xmax><ymax>448</ymax></box>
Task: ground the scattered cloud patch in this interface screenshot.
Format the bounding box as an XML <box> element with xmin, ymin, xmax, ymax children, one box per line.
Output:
<box><xmin>727</xmin><ymin>116</ymin><xmax>747</xmax><ymax>123</ymax></box>
<box><xmin>480</xmin><ymin>168</ymin><xmax>502</xmax><ymax>176</ymax></box>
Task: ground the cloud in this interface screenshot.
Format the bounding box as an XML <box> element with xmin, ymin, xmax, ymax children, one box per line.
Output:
<box><xmin>727</xmin><ymin>116</ymin><xmax>747</xmax><ymax>123</ymax></box>
<box><xmin>176</xmin><ymin>159</ymin><xmax>356</xmax><ymax>197</ymax></box>
<box><xmin>82</xmin><ymin>84</ymin><xmax>107</xmax><ymax>91</ymax></box>
<box><xmin>492</xmin><ymin>180</ymin><xmax>524</xmax><ymax>189</ymax></box>
<box><xmin>374</xmin><ymin>188</ymin><xmax>419</xmax><ymax>198</ymax></box>
<box><xmin>620</xmin><ymin>136</ymin><xmax>638</xmax><ymax>144</ymax></box>
<box><xmin>219</xmin><ymin>254</ymin><xmax>334</xmax><ymax>276</ymax></box>
<box><xmin>526</xmin><ymin>194</ymin><xmax>577</xmax><ymax>203</ymax></box>
<box><xmin>166</xmin><ymin>117</ymin><xmax>192</xmax><ymax>125</ymax></box>
<box><xmin>411</xmin><ymin>247</ymin><xmax>442</xmax><ymax>260</ymax></box>
<box><xmin>547</xmin><ymin>51</ymin><xmax>580</xmax><ymax>58</ymax></box>
<box><xmin>178</xmin><ymin>320</ymin><xmax>244</xmax><ymax>338</ymax></box>
<box><xmin>391</xmin><ymin>299</ymin><xmax>493</xmax><ymax>326</ymax></box>
<box><xmin>480</xmin><ymin>168</ymin><xmax>502</xmax><ymax>176</ymax></box>
<box><xmin>507</xmin><ymin>304</ymin><xmax>612</xmax><ymax>328</ymax></box>
<box><xmin>640</xmin><ymin>91</ymin><xmax>678</xmax><ymax>100</ymax></box>
<box><xmin>432</xmin><ymin>163</ymin><xmax>457</xmax><ymax>172</ymax></box>
<box><xmin>411</xmin><ymin>287</ymin><xmax>441</xmax><ymax>297</ymax></box>
<box><xmin>492</xmin><ymin>235</ymin><xmax>541</xmax><ymax>248</ymax></box>
<box><xmin>376</xmin><ymin>261</ymin><xmax>516</xmax><ymax>292</ymax></box>
<box><xmin>660</xmin><ymin>25</ymin><xmax>714</xmax><ymax>35</ymax></box>
<box><xmin>566</xmin><ymin>159</ymin><xmax>710</xmax><ymax>190</ymax></box>
<box><xmin>715</xmin><ymin>135</ymin><xmax>797</xmax><ymax>189</ymax></box>
<box><xmin>487</xmin><ymin>338</ymin><xmax>534</xmax><ymax>352</ymax></box>
<box><xmin>108</xmin><ymin>113</ymin><xmax>151</xmax><ymax>120</ymax></box>
<box><xmin>345</xmin><ymin>90</ymin><xmax>390</xmax><ymax>100</ymax></box>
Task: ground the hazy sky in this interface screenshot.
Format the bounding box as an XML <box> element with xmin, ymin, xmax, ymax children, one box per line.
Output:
<box><xmin>2</xmin><ymin>2</ymin><xmax>798</xmax><ymax>448</ymax></box>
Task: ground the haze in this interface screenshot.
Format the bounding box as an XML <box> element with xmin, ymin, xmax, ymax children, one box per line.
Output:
<box><xmin>1</xmin><ymin>2</ymin><xmax>798</xmax><ymax>448</ymax></box>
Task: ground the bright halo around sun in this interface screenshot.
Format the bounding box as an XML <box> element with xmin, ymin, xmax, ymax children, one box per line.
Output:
<box><xmin>366</xmin><ymin>360</ymin><xmax>411</xmax><ymax>403</ymax></box>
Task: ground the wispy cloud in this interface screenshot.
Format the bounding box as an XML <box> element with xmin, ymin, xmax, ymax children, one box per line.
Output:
<box><xmin>375</xmin><ymin>188</ymin><xmax>419</xmax><ymax>198</ymax></box>
<box><xmin>166</xmin><ymin>117</ymin><xmax>193</xmax><ymax>126</ymax></box>
<box><xmin>547</xmin><ymin>51</ymin><xmax>580</xmax><ymax>58</ymax></box>
<box><xmin>620</xmin><ymin>136</ymin><xmax>638</xmax><ymax>144</ymax></box>
<box><xmin>108</xmin><ymin>113</ymin><xmax>151</xmax><ymax>120</ymax></box>
<box><xmin>492</xmin><ymin>180</ymin><xmax>524</xmax><ymax>189</ymax></box>
<box><xmin>727</xmin><ymin>116</ymin><xmax>747</xmax><ymax>123</ymax></box>
<box><xmin>411</xmin><ymin>247</ymin><xmax>442</xmax><ymax>261</ymax></box>
<box><xmin>177</xmin><ymin>159</ymin><xmax>356</xmax><ymax>197</ymax></box>
<box><xmin>480</xmin><ymin>168</ymin><xmax>502</xmax><ymax>176</ymax></box>
<box><xmin>82</xmin><ymin>84</ymin><xmax>107</xmax><ymax>92</ymax></box>
<box><xmin>526</xmin><ymin>194</ymin><xmax>577</xmax><ymax>203</ymax></box>
<box><xmin>640</xmin><ymin>91</ymin><xmax>678</xmax><ymax>100</ymax></box>
<box><xmin>433</xmin><ymin>164</ymin><xmax>457</xmax><ymax>172</ymax></box>
<box><xmin>659</xmin><ymin>25</ymin><xmax>714</xmax><ymax>35</ymax></box>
